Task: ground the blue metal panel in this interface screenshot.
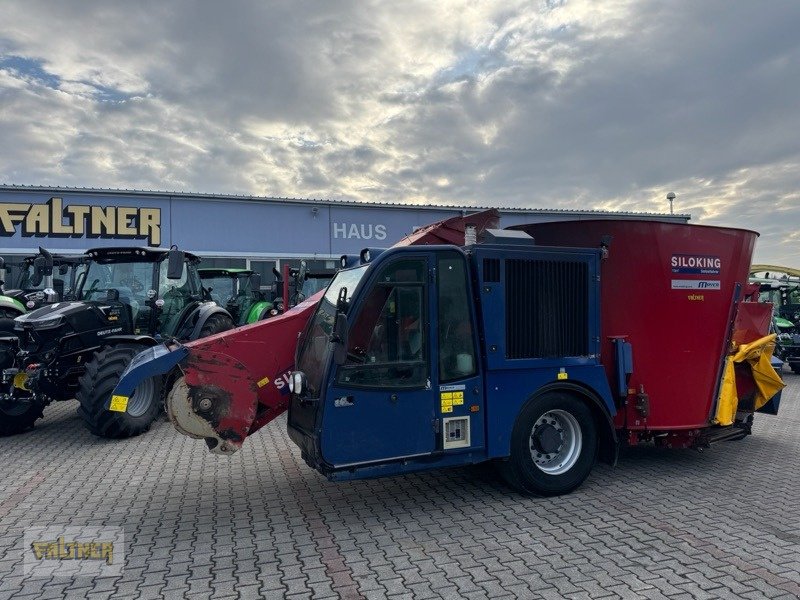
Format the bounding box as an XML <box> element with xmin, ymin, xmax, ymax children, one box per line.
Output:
<box><xmin>483</xmin><ymin>365</ymin><xmax>615</xmax><ymax>458</ymax></box>
<box><xmin>474</xmin><ymin>245</ymin><xmax>602</xmax><ymax>373</ymax></box>
<box><xmin>170</xmin><ymin>197</ymin><xmax>331</xmax><ymax>255</ymax></box>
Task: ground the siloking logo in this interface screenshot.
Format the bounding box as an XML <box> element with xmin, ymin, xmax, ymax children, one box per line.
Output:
<box><xmin>671</xmin><ymin>254</ymin><xmax>721</xmax><ymax>275</ymax></box>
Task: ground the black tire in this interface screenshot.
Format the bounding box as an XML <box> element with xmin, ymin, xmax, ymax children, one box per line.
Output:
<box><xmin>499</xmin><ymin>392</ymin><xmax>598</xmax><ymax>497</ymax></box>
<box><xmin>789</xmin><ymin>362</ymin><xmax>800</xmax><ymax>374</ymax></box>
<box><xmin>198</xmin><ymin>313</ymin><xmax>234</xmax><ymax>338</ymax></box>
<box><xmin>0</xmin><ymin>400</ymin><xmax>46</xmax><ymax>436</ymax></box>
<box><xmin>0</xmin><ymin>308</ymin><xmax>20</xmax><ymax>333</ymax></box>
<box><xmin>77</xmin><ymin>344</ymin><xmax>163</xmax><ymax>439</ymax></box>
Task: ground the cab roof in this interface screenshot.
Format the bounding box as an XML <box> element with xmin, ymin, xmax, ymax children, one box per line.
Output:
<box><xmin>199</xmin><ymin>268</ymin><xmax>255</xmax><ymax>277</ymax></box>
<box><xmin>86</xmin><ymin>246</ymin><xmax>200</xmax><ymax>263</ymax></box>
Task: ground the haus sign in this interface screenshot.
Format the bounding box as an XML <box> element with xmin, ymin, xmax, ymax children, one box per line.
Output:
<box><xmin>0</xmin><ymin>197</ymin><xmax>161</xmax><ymax>246</ymax></box>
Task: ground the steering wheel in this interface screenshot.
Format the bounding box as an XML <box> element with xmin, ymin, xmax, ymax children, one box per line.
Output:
<box><xmin>122</xmin><ymin>277</ymin><xmax>144</xmax><ymax>293</ymax></box>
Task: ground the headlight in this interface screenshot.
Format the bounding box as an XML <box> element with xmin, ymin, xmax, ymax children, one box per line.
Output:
<box><xmin>29</xmin><ymin>316</ymin><xmax>64</xmax><ymax>330</ymax></box>
<box><xmin>288</xmin><ymin>371</ymin><xmax>306</xmax><ymax>395</ymax></box>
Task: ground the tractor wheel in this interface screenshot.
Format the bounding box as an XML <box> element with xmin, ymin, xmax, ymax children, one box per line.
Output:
<box><xmin>0</xmin><ymin>400</ymin><xmax>46</xmax><ymax>436</ymax></box>
<box><xmin>198</xmin><ymin>313</ymin><xmax>234</xmax><ymax>339</ymax></box>
<box><xmin>0</xmin><ymin>308</ymin><xmax>19</xmax><ymax>333</ymax></box>
<box><xmin>790</xmin><ymin>363</ymin><xmax>800</xmax><ymax>374</ymax></box>
<box><xmin>77</xmin><ymin>344</ymin><xmax>162</xmax><ymax>439</ymax></box>
<box><xmin>499</xmin><ymin>392</ymin><xmax>597</xmax><ymax>497</ymax></box>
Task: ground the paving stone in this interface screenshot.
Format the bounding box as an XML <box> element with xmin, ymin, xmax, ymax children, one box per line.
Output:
<box><xmin>0</xmin><ymin>378</ymin><xmax>798</xmax><ymax>599</ymax></box>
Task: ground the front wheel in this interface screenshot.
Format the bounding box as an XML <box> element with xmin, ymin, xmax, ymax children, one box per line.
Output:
<box><xmin>77</xmin><ymin>344</ymin><xmax>163</xmax><ymax>438</ymax></box>
<box><xmin>0</xmin><ymin>399</ymin><xmax>47</xmax><ymax>436</ymax></box>
<box><xmin>499</xmin><ymin>392</ymin><xmax>597</xmax><ymax>496</ymax></box>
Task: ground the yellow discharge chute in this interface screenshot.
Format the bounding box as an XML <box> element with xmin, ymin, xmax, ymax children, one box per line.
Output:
<box><xmin>715</xmin><ymin>334</ymin><xmax>785</xmax><ymax>426</ymax></box>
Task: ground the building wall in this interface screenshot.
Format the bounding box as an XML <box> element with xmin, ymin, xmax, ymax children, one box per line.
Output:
<box><xmin>0</xmin><ymin>186</ymin><xmax>689</xmax><ymax>283</ymax></box>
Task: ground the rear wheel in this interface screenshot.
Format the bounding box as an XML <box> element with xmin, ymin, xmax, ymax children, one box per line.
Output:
<box><xmin>499</xmin><ymin>392</ymin><xmax>597</xmax><ymax>496</ymax></box>
<box><xmin>0</xmin><ymin>399</ymin><xmax>46</xmax><ymax>436</ymax></box>
<box><xmin>789</xmin><ymin>362</ymin><xmax>800</xmax><ymax>374</ymax></box>
<box><xmin>198</xmin><ymin>313</ymin><xmax>234</xmax><ymax>338</ymax></box>
<box><xmin>77</xmin><ymin>344</ymin><xmax>163</xmax><ymax>438</ymax></box>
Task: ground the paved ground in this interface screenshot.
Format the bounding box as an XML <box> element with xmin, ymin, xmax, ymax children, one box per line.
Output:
<box><xmin>1</xmin><ymin>374</ymin><xmax>799</xmax><ymax>600</ymax></box>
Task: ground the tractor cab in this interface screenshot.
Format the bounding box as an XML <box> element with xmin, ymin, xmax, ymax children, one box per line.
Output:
<box><xmin>199</xmin><ymin>268</ymin><xmax>273</xmax><ymax>325</ymax></box>
<box><xmin>2</xmin><ymin>249</ymin><xmax>87</xmax><ymax>313</ymax></box>
<box><xmin>752</xmin><ymin>276</ymin><xmax>800</xmax><ymax>372</ymax></box>
<box><xmin>80</xmin><ymin>246</ymin><xmax>206</xmax><ymax>338</ymax></box>
<box><xmin>288</xmin><ymin>246</ymin><xmax>488</xmax><ymax>477</ymax></box>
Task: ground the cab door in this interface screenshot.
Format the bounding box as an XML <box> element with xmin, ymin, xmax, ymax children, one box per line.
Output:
<box><xmin>320</xmin><ymin>256</ymin><xmax>436</xmax><ymax>467</ymax></box>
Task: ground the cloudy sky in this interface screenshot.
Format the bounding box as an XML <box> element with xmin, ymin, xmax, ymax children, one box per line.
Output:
<box><xmin>1</xmin><ymin>1</ymin><xmax>799</xmax><ymax>263</ymax></box>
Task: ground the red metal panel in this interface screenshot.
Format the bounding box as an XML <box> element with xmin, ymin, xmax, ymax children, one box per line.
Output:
<box><xmin>514</xmin><ymin>220</ymin><xmax>758</xmax><ymax>431</ymax></box>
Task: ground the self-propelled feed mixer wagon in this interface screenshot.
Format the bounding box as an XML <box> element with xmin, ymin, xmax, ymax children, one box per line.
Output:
<box><xmin>112</xmin><ymin>214</ymin><xmax>783</xmax><ymax>496</ymax></box>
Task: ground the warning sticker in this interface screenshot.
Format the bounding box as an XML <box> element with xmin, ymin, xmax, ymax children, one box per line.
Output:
<box><xmin>109</xmin><ymin>395</ymin><xmax>129</xmax><ymax>413</ymax></box>
<box><xmin>440</xmin><ymin>390</ymin><xmax>464</xmax><ymax>412</ymax></box>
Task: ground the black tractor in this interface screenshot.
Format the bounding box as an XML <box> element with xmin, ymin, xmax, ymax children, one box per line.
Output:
<box><xmin>0</xmin><ymin>249</ymin><xmax>87</xmax><ymax>330</ymax></box>
<box><xmin>0</xmin><ymin>246</ymin><xmax>234</xmax><ymax>438</ymax></box>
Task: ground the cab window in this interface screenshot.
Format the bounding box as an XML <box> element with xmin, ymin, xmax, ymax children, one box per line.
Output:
<box><xmin>337</xmin><ymin>258</ymin><xmax>427</xmax><ymax>389</ymax></box>
<box><xmin>438</xmin><ymin>253</ymin><xmax>477</xmax><ymax>382</ymax></box>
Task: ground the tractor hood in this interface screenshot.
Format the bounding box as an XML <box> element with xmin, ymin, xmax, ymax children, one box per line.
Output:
<box><xmin>14</xmin><ymin>301</ymin><xmax>86</xmax><ymax>326</ymax></box>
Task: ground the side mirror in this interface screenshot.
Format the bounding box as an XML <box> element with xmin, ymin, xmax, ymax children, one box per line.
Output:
<box><xmin>249</xmin><ymin>273</ymin><xmax>262</xmax><ymax>292</ymax></box>
<box><xmin>298</xmin><ymin>260</ymin><xmax>309</xmax><ymax>283</ymax></box>
<box><xmin>38</xmin><ymin>247</ymin><xmax>54</xmax><ymax>275</ymax></box>
<box><xmin>167</xmin><ymin>248</ymin><xmax>185</xmax><ymax>280</ymax></box>
<box><xmin>31</xmin><ymin>256</ymin><xmax>46</xmax><ymax>287</ymax></box>
<box><xmin>336</xmin><ymin>286</ymin><xmax>348</xmax><ymax>313</ymax></box>
<box><xmin>59</xmin><ymin>264</ymin><xmax>69</xmax><ymax>275</ymax></box>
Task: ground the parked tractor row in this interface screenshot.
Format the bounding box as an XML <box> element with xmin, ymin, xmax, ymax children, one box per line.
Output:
<box><xmin>0</xmin><ymin>247</ymin><xmax>331</xmax><ymax>437</ymax></box>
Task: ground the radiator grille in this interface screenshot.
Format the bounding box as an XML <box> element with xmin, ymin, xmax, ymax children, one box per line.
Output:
<box><xmin>483</xmin><ymin>258</ymin><xmax>500</xmax><ymax>282</ymax></box>
<box><xmin>505</xmin><ymin>259</ymin><xmax>589</xmax><ymax>359</ymax></box>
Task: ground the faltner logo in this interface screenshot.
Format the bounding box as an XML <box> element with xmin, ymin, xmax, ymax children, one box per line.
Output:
<box><xmin>0</xmin><ymin>197</ymin><xmax>161</xmax><ymax>245</ymax></box>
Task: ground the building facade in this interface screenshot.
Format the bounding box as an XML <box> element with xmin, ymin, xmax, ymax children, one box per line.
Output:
<box><xmin>0</xmin><ymin>185</ymin><xmax>689</xmax><ymax>285</ymax></box>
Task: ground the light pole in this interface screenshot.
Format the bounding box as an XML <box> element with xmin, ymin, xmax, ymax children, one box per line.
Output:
<box><xmin>667</xmin><ymin>192</ymin><xmax>676</xmax><ymax>215</ymax></box>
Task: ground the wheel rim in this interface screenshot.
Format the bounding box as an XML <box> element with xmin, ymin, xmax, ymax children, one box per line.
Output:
<box><xmin>124</xmin><ymin>377</ymin><xmax>156</xmax><ymax>417</ymax></box>
<box><xmin>529</xmin><ymin>409</ymin><xmax>583</xmax><ymax>475</ymax></box>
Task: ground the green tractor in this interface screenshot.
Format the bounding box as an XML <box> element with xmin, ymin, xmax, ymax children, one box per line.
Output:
<box><xmin>199</xmin><ymin>268</ymin><xmax>277</xmax><ymax>325</ymax></box>
<box><xmin>752</xmin><ymin>274</ymin><xmax>800</xmax><ymax>373</ymax></box>
<box><xmin>0</xmin><ymin>246</ymin><xmax>234</xmax><ymax>437</ymax></box>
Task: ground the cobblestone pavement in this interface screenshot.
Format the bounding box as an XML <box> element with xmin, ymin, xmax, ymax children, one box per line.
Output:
<box><xmin>1</xmin><ymin>373</ymin><xmax>799</xmax><ymax>600</ymax></box>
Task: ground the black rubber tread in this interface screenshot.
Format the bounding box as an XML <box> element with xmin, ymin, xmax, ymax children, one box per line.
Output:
<box><xmin>0</xmin><ymin>401</ymin><xmax>46</xmax><ymax>436</ymax></box>
<box><xmin>198</xmin><ymin>313</ymin><xmax>234</xmax><ymax>338</ymax></box>
<box><xmin>76</xmin><ymin>344</ymin><xmax>162</xmax><ymax>439</ymax></box>
<box><xmin>498</xmin><ymin>391</ymin><xmax>598</xmax><ymax>497</ymax></box>
<box><xmin>789</xmin><ymin>362</ymin><xmax>800</xmax><ymax>374</ymax></box>
<box><xmin>0</xmin><ymin>308</ymin><xmax>20</xmax><ymax>333</ymax></box>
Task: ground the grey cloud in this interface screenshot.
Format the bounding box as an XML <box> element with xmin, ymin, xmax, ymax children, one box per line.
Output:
<box><xmin>1</xmin><ymin>0</ymin><xmax>800</xmax><ymax>262</ymax></box>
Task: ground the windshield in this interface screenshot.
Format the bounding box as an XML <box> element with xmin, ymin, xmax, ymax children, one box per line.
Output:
<box><xmin>80</xmin><ymin>261</ymin><xmax>154</xmax><ymax>301</ymax></box>
<box><xmin>296</xmin><ymin>265</ymin><xmax>368</xmax><ymax>397</ymax></box>
<box><xmin>299</xmin><ymin>276</ymin><xmax>332</xmax><ymax>300</ymax></box>
<box><xmin>16</xmin><ymin>262</ymin><xmax>85</xmax><ymax>297</ymax></box>
<box><xmin>203</xmin><ymin>276</ymin><xmax>236</xmax><ymax>305</ymax></box>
